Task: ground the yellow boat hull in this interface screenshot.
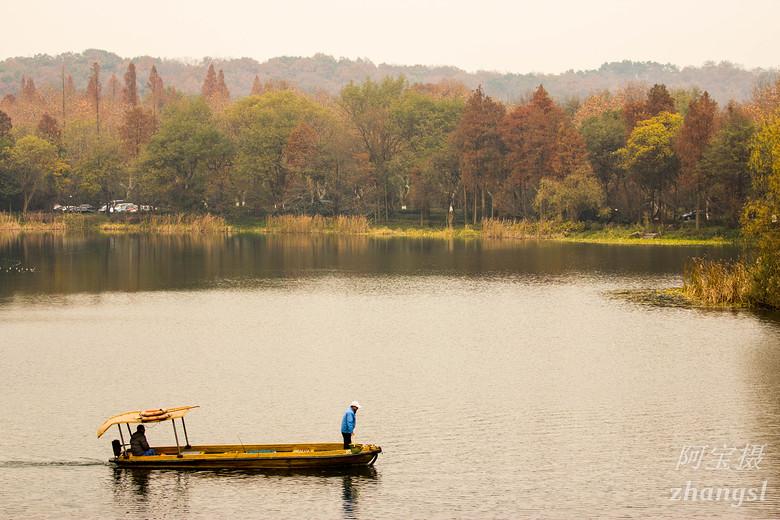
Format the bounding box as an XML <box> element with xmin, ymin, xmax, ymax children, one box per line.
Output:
<box><xmin>110</xmin><ymin>443</ymin><xmax>382</xmax><ymax>469</ymax></box>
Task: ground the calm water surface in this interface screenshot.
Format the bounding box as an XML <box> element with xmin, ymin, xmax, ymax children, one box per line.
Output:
<box><xmin>0</xmin><ymin>233</ymin><xmax>778</xmax><ymax>519</ymax></box>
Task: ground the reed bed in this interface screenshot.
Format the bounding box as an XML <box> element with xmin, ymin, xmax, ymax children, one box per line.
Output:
<box><xmin>0</xmin><ymin>212</ymin><xmax>95</xmax><ymax>231</ymax></box>
<box><xmin>480</xmin><ymin>218</ymin><xmax>581</xmax><ymax>239</ymax></box>
<box><xmin>682</xmin><ymin>258</ymin><xmax>752</xmax><ymax>305</ymax></box>
<box><xmin>265</xmin><ymin>214</ymin><xmax>369</xmax><ymax>235</ymax></box>
<box><xmin>101</xmin><ymin>214</ymin><xmax>231</xmax><ymax>233</ymax></box>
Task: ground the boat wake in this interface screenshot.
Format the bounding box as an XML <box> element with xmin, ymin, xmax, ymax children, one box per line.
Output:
<box><xmin>0</xmin><ymin>459</ymin><xmax>109</xmax><ymax>468</ymax></box>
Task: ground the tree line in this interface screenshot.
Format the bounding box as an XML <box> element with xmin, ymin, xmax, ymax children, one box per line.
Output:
<box><xmin>0</xmin><ymin>60</ymin><xmax>779</xmax><ymax>236</ymax></box>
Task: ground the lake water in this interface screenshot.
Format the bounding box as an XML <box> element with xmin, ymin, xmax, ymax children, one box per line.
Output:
<box><xmin>0</xmin><ymin>232</ymin><xmax>778</xmax><ymax>519</ymax></box>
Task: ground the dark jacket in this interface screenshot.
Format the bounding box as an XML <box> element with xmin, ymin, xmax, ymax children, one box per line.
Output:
<box><xmin>130</xmin><ymin>430</ymin><xmax>150</xmax><ymax>456</ymax></box>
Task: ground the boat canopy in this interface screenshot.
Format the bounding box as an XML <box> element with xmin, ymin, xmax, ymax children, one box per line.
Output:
<box><xmin>97</xmin><ymin>406</ymin><xmax>199</xmax><ymax>438</ymax></box>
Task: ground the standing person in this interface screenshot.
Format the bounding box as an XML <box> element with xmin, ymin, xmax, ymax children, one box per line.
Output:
<box><xmin>130</xmin><ymin>424</ymin><xmax>155</xmax><ymax>456</ymax></box>
<box><xmin>341</xmin><ymin>401</ymin><xmax>361</xmax><ymax>449</ymax></box>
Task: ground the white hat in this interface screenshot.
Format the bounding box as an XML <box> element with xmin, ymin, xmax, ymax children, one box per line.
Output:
<box><xmin>351</xmin><ymin>401</ymin><xmax>361</xmax><ymax>409</ymax></box>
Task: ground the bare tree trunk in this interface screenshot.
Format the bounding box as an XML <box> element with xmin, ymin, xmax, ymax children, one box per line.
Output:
<box><xmin>463</xmin><ymin>186</ymin><xmax>468</xmax><ymax>227</ymax></box>
<box><xmin>473</xmin><ymin>190</ymin><xmax>477</xmax><ymax>226</ymax></box>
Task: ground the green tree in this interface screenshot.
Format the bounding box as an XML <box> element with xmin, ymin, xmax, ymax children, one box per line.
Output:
<box><xmin>226</xmin><ymin>90</ymin><xmax>327</xmax><ymax>213</ymax></box>
<box><xmin>700</xmin><ymin>103</ymin><xmax>754</xmax><ymax>224</ymax></box>
<box><xmin>392</xmin><ymin>89</ymin><xmax>465</xmax><ymax>215</ymax></box>
<box><xmin>7</xmin><ymin>135</ymin><xmax>64</xmax><ymax>214</ymax></box>
<box><xmin>534</xmin><ymin>172</ymin><xmax>605</xmax><ymax>222</ymax></box>
<box><xmin>579</xmin><ymin>109</ymin><xmax>627</xmax><ymax>208</ymax></box>
<box><xmin>339</xmin><ymin>76</ymin><xmax>408</xmax><ymax>221</ymax></box>
<box><xmin>139</xmin><ymin>97</ymin><xmax>232</xmax><ymax>211</ymax></box>
<box><xmin>78</xmin><ymin>137</ymin><xmax>124</xmax><ymax>210</ymax></box>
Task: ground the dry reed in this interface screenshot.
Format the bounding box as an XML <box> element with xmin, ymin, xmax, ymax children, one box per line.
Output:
<box><xmin>101</xmin><ymin>214</ymin><xmax>231</xmax><ymax>233</ymax></box>
<box><xmin>480</xmin><ymin>218</ymin><xmax>577</xmax><ymax>239</ymax></box>
<box><xmin>266</xmin><ymin>214</ymin><xmax>369</xmax><ymax>235</ymax></box>
<box><xmin>682</xmin><ymin>258</ymin><xmax>752</xmax><ymax>305</ymax></box>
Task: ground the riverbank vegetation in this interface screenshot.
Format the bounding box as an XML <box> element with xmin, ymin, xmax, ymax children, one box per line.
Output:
<box><xmin>1</xmin><ymin>59</ymin><xmax>779</xmax><ymax>306</ymax></box>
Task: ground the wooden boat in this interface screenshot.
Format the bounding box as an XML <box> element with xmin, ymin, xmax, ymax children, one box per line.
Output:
<box><xmin>97</xmin><ymin>405</ymin><xmax>382</xmax><ymax>469</ymax></box>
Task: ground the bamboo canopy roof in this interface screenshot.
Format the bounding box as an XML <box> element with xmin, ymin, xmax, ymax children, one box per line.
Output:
<box><xmin>97</xmin><ymin>406</ymin><xmax>199</xmax><ymax>438</ymax></box>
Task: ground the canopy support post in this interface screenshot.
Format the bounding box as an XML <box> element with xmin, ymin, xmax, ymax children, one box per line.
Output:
<box><xmin>172</xmin><ymin>419</ymin><xmax>182</xmax><ymax>457</ymax></box>
<box><xmin>181</xmin><ymin>417</ymin><xmax>191</xmax><ymax>449</ymax></box>
<box><xmin>117</xmin><ymin>424</ymin><xmax>126</xmax><ymax>450</ymax></box>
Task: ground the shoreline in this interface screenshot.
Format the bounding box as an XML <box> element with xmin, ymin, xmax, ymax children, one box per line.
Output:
<box><xmin>0</xmin><ymin>212</ymin><xmax>741</xmax><ymax>247</ymax></box>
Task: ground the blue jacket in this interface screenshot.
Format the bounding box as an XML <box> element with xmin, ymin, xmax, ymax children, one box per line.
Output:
<box><xmin>341</xmin><ymin>407</ymin><xmax>356</xmax><ymax>434</ymax></box>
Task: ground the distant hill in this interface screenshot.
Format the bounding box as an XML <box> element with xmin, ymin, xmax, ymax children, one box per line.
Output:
<box><xmin>1</xmin><ymin>49</ymin><xmax>776</xmax><ymax>105</ymax></box>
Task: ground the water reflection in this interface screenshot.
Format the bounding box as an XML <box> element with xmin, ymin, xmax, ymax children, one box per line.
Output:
<box><xmin>0</xmin><ymin>232</ymin><xmax>740</xmax><ymax>297</ymax></box>
<box><xmin>111</xmin><ymin>468</ymin><xmax>191</xmax><ymax>517</ymax></box>
<box><xmin>109</xmin><ymin>466</ymin><xmax>378</xmax><ymax>520</ymax></box>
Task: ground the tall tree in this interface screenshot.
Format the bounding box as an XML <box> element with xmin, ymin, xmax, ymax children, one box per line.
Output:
<box><xmin>699</xmin><ymin>102</ymin><xmax>754</xmax><ymax>224</ymax></box>
<box><xmin>85</xmin><ymin>62</ymin><xmax>101</xmax><ymax>136</ymax></box>
<box><xmin>674</xmin><ymin>91</ymin><xmax>718</xmax><ymax>229</ymax></box>
<box><xmin>500</xmin><ymin>85</ymin><xmax>586</xmax><ymax>218</ymax></box>
<box><xmin>36</xmin><ymin>113</ymin><xmax>62</xmax><ymax>146</ymax></box>
<box><xmin>339</xmin><ymin>76</ymin><xmax>408</xmax><ymax>221</ymax></box>
<box><xmin>579</xmin><ymin>109</ymin><xmax>627</xmax><ymax>208</ymax></box>
<box><xmin>645</xmin><ymin>83</ymin><xmax>676</xmax><ymax>117</ymax></box>
<box><xmin>202</xmin><ymin>63</ymin><xmax>218</xmax><ymax>98</ymax></box>
<box><xmin>453</xmin><ymin>86</ymin><xmax>505</xmax><ymax>222</ymax></box>
<box><xmin>251</xmin><ymin>75</ymin><xmax>262</xmax><ymax>96</ymax></box>
<box><xmin>146</xmin><ymin>65</ymin><xmax>164</xmax><ymax>121</ymax></box>
<box><xmin>122</xmin><ymin>62</ymin><xmax>138</xmax><ymax>106</ymax></box>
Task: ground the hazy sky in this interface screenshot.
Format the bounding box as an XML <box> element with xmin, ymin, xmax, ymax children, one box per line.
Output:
<box><xmin>4</xmin><ymin>0</ymin><xmax>779</xmax><ymax>73</ymax></box>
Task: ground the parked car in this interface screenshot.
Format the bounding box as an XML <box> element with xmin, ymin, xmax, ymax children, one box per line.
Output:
<box><xmin>76</xmin><ymin>204</ymin><xmax>95</xmax><ymax>213</ymax></box>
<box><xmin>679</xmin><ymin>210</ymin><xmax>707</xmax><ymax>222</ymax></box>
<box><xmin>98</xmin><ymin>200</ymin><xmax>124</xmax><ymax>213</ymax></box>
<box><xmin>113</xmin><ymin>203</ymin><xmax>138</xmax><ymax>213</ymax></box>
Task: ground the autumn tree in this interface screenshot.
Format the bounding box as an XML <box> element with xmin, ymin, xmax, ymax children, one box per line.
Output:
<box><xmin>645</xmin><ymin>83</ymin><xmax>676</xmax><ymax>117</ymax></box>
<box><xmin>85</xmin><ymin>62</ymin><xmax>101</xmax><ymax>136</ymax></box>
<box><xmin>453</xmin><ymin>86</ymin><xmax>505</xmax><ymax>223</ymax></box>
<box><xmin>674</xmin><ymin>91</ymin><xmax>718</xmax><ymax>229</ymax></box>
<box><xmin>500</xmin><ymin>85</ymin><xmax>587</xmax><ymax>218</ymax></box>
<box><xmin>146</xmin><ymin>65</ymin><xmax>165</xmax><ymax>121</ymax></box>
<box><xmin>620</xmin><ymin>111</ymin><xmax>683</xmax><ymax>224</ymax></box>
<box><xmin>122</xmin><ymin>62</ymin><xmax>138</xmax><ymax>106</ymax></box>
<box><xmin>36</xmin><ymin>113</ymin><xmax>62</xmax><ymax>146</ymax></box>
<box><xmin>201</xmin><ymin>63</ymin><xmax>218</xmax><ymax>98</ymax></box>
<box><xmin>284</xmin><ymin>121</ymin><xmax>319</xmax><ymax>213</ymax></box>
<box><xmin>741</xmin><ymin>108</ymin><xmax>780</xmax><ymax>307</ymax></box>
<box><xmin>119</xmin><ymin>106</ymin><xmax>155</xmax><ymax>159</ymax></box>
<box><xmin>251</xmin><ymin>75</ymin><xmax>263</xmax><ymax>96</ymax></box>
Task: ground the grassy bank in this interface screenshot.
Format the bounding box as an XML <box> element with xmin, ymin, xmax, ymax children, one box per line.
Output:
<box><xmin>0</xmin><ymin>212</ymin><xmax>740</xmax><ymax>245</ymax></box>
